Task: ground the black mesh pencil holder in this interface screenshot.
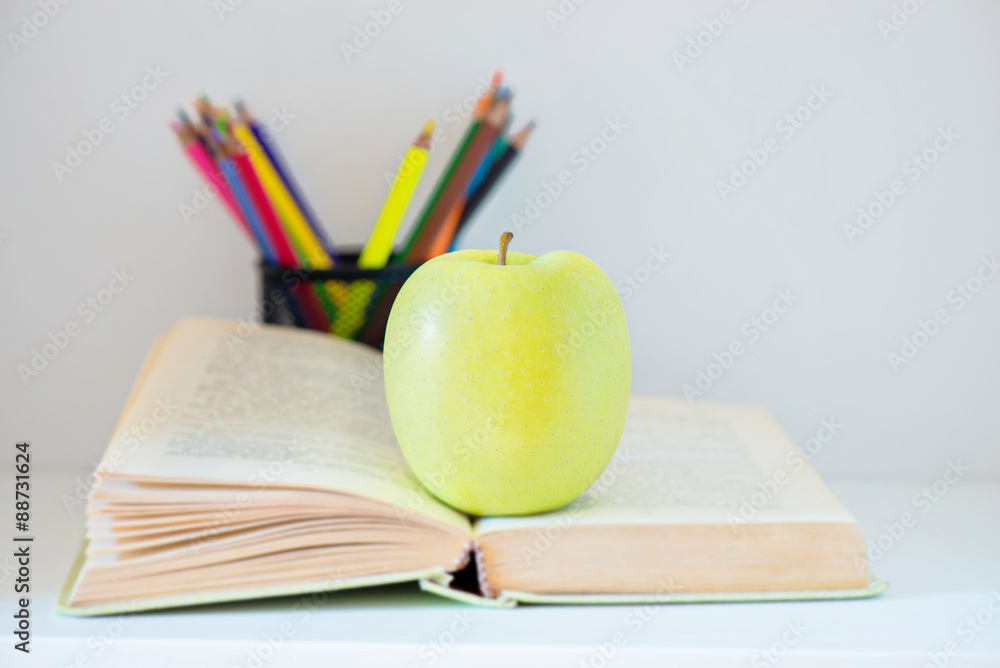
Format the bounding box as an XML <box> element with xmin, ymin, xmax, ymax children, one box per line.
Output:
<box><xmin>259</xmin><ymin>251</ymin><xmax>420</xmax><ymax>350</ymax></box>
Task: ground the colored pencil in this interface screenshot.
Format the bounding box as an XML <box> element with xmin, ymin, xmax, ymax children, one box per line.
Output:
<box><xmin>405</xmin><ymin>97</ymin><xmax>510</xmax><ymax>262</ymax></box>
<box><xmin>172</xmin><ymin>122</ymin><xmax>253</xmax><ymax>241</ymax></box>
<box><xmin>232</xmin><ymin>120</ymin><xmax>344</xmax><ymax>321</ymax></box>
<box><xmin>332</xmin><ymin>120</ymin><xmax>434</xmax><ymax>338</ymax></box>
<box><xmin>173</xmin><ymin>74</ymin><xmax>533</xmax><ymax>342</ymax></box>
<box><xmin>219</xmin><ymin>133</ymin><xmax>329</xmax><ymax>330</ymax></box>
<box><xmin>235</xmin><ymin>101</ymin><xmax>339</xmax><ymax>263</ymax></box>
<box><xmin>359</xmin><ymin>97</ymin><xmax>508</xmax><ymax>346</ymax></box>
<box><xmin>396</xmin><ymin>74</ymin><xmax>501</xmax><ymax>261</ymax></box>
<box><xmin>360</xmin><ymin>120</ymin><xmax>434</xmax><ymax>268</ymax></box>
<box><xmin>177</xmin><ymin>109</ymin><xmax>214</xmax><ymax>157</ymax></box>
<box><xmin>221</xmin><ymin>137</ymin><xmax>297</xmax><ymax>267</ymax></box>
<box><xmin>456</xmin><ymin>120</ymin><xmax>535</xmax><ymax>232</ymax></box>
<box><xmin>424</xmin><ymin>200</ymin><xmax>466</xmax><ymax>259</ymax></box>
<box><xmin>217</xmin><ymin>149</ymin><xmax>276</xmax><ymax>264</ymax></box>
<box><xmin>192</xmin><ymin>96</ymin><xmax>218</xmax><ymax>138</ymax></box>
<box><xmin>231</xmin><ymin>122</ymin><xmax>331</xmax><ymax>267</ymax></box>
<box><xmin>467</xmin><ymin>127</ymin><xmax>509</xmax><ymax>198</ymax></box>
<box><xmin>444</xmin><ymin>137</ymin><xmax>510</xmax><ymax>254</ymax></box>
<box><xmin>358</xmin><ymin>77</ymin><xmax>503</xmax><ymax>346</ymax></box>
<box><xmin>196</xmin><ymin>99</ymin><xmax>337</xmax><ymax>329</ymax></box>
<box><xmin>441</xmin><ymin>105</ymin><xmax>513</xmax><ymax>254</ymax></box>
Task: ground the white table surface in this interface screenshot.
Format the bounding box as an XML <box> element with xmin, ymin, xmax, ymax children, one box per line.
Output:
<box><xmin>4</xmin><ymin>470</ymin><xmax>998</xmax><ymax>667</ymax></box>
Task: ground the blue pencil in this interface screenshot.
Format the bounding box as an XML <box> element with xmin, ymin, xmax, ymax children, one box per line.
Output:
<box><xmin>220</xmin><ymin>157</ymin><xmax>276</xmax><ymax>264</ymax></box>
<box><xmin>468</xmin><ymin>132</ymin><xmax>509</xmax><ymax>197</ymax></box>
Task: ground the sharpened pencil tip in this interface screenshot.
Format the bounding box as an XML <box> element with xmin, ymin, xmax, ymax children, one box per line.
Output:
<box><xmin>422</xmin><ymin>118</ymin><xmax>435</xmax><ymax>135</ymax></box>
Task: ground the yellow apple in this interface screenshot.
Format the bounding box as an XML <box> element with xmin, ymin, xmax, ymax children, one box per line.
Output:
<box><xmin>383</xmin><ymin>233</ymin><xmax>630</xmax><ymax>515</ymax></box>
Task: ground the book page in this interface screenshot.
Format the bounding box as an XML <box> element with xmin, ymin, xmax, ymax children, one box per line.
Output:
<box><xmin>97</xmin><ymin>319</ymin><xmax>469</xmax><ymax>533</ymax></box>
<box><xmin>476</xmin><ymin>395</ymin><xmax>856</xmax><ymax>535</ymax></box>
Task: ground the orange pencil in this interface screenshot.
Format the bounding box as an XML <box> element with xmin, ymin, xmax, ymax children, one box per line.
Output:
<box><xmin>424</xmin><ymin>202</ymin><xmax>464</xmax><ymax>258</ymax></box>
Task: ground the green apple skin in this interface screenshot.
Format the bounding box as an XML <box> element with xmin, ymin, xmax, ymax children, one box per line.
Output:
<box><xmin>383</xmin><ymin>248</ymin><xmax>630</xmax><ymax>516</ymax></box>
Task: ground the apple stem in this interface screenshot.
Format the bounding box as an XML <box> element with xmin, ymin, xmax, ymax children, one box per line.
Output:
<box><xmin>497</xmin><ymin>231</ymin><xmax>514</xmax><ymax>266</ymax></box>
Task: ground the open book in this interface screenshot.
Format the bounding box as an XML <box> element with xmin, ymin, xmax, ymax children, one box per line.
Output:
<box><xmin>59</xmin><ymin>319</ymin><xmax>884</xmax><ymax>615</ymax></box>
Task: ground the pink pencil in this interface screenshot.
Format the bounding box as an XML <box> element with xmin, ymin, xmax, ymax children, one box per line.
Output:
<box><xmin>172</xmin><ymin>122</ymin><xmax>253</xmax><ymax>241</ymax></box>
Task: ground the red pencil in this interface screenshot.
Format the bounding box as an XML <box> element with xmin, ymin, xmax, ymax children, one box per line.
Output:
<box><xmin>223</xmin><ymin>142</ymin><xmax>297</xmax><ymax>266</ymax></box>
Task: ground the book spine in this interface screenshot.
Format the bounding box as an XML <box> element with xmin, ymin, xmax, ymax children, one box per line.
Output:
<box><xmin>473</xmin><ymin>541</ymin><xmax>495</xmax><ymax>599</ymax></box>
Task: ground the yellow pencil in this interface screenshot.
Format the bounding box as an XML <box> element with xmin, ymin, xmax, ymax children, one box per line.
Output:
<box><xmin>233</xmin><ymin>119</ymin><xmax>350</xmax><ymax>319</ymax></box>
<box><xmin>359</xmin><ymin>119</ymin><xmax>434</xmax><ymax>268</ymax></box>
<box><xmin>232</xmin><ymin>122</ymin><xmax>331</xmax><ymax>270</ymax></box>
<box><xmin>333</xmin><ymin>120</ymin><xmax>434</xmax><ymax>338</ymax></box>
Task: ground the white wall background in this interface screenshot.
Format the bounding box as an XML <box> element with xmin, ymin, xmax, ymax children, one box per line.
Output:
<box><xmin>1</xmin><ymin>0</ymin><xmax>998</xmax><ymax>478</ymax></box>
